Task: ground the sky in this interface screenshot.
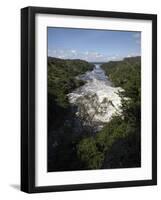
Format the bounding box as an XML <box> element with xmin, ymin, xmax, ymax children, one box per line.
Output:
<box><xmin>48</xmin><ymin>27</ymin><xmax>141</xmax><ymax>62</ymax></box>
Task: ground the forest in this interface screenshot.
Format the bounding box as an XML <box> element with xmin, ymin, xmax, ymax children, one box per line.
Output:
<box><xmin>48</xmin><ymin>56</ymin><xmax>141</xmax><ymax>171</ymax></box>
<box><xmin>48</xmin><ymin>57</ymin><xmax>94</xmax><ymax>171</ymax></box>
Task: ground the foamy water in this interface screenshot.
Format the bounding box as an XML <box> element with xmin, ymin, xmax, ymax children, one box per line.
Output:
<box><xmin>68</xmin><ymin>64</ymin><xmax>123</xmax><ymax>126</ymax></box>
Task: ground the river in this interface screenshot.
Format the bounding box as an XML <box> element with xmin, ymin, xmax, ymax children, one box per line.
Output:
<box><xmin>68</xmin><ymin>64</ymin><xmax>123</xmax><ymax>130</ymax></box>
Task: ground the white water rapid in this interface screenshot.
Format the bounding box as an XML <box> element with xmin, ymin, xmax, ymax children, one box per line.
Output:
<box><xmin>67</xmin><ymin>64</ymin><xmax>123</xmax><ymax>129</ymax></box>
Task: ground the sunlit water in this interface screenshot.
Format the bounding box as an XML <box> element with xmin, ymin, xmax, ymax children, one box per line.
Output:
<box><xmin>68</xmin><ymin>64</ymin><xmax>123</xmax><ymax>128</ymax></box>
<box><xmin>79</xmin><ymin>64</ymin><xmax>112</xmax><ymax>84</ymax></box>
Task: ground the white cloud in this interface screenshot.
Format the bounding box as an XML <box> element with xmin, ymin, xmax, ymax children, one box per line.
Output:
<box><xmin>127</xmin><ymin>53</ymin><xmax>140</xmax><ymax>58</ymax></box>
<box><xmin>71</xmin><ymin>50</ymin><xmax>76</xmax><ymax>54</ymax></box>
<box><xmin>48</xmin><ymin>48</ymin><xmax>123</xmax><ymax>62</ymax></box>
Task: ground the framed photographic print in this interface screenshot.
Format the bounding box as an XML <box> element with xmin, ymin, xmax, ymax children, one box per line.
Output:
<box><xmin>21</xmin><ymin>6</ymin><xmax>157</xmax><ymax>193</ymax></box>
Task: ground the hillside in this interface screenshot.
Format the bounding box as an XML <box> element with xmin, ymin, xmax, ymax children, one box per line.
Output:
<box><xmin>48</xmin><ymin>57</ymin><xmax>94</xmax><ymax>171</ymax></box>
<box><xmin>77</xmin><ymin>57</ymin><xmax>141</xmax><ymax>169</ymax></box>
<box><xmin>48</xmin><ymin>57</ymin><xmax>94</xmax><ymax>128</ymax></box>
<box><xmin>101</xmin><ymin>57</ymin><xmax>141</xmax><ymax>168</ymax></box>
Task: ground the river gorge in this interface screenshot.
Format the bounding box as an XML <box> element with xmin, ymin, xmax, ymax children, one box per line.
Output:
<box><xmin>48</xmin><ymin>57</ymin><xmax>141</xmax><ymax>171</ymax></box>
<box><xmin>67</xmin><ymin>64</ymin><xmax>123</xmax><ymax>131</ymax></box>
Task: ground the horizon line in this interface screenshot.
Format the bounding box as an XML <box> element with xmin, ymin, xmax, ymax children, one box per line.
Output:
<box><xmin>48</xmin><ymin>55</ymin><xmax>141</xmax><ymax>63</ymax></box>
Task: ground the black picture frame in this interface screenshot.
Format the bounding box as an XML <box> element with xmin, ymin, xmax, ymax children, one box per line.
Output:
<box><xmin>21</xmin><ymin>6</ymin><xmax>157</xmax><ymax>193</ymax></box>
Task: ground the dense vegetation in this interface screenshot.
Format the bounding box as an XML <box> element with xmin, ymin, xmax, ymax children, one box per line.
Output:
<box><xmin>77</xmin><ymin>56</ymin><xmax>141</xmax><ymax>169</ymax></box>
<box><xmin>48</xmin><ymin>57</ymin><xmax>94</xmax><ymax>171</ymax></box>
<box><xmin>48</xmin><ymin>56</ymin><xmax>141</xmax><ymax>171</ymax></box>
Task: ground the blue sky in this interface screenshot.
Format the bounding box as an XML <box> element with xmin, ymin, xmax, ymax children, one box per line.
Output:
<box><xmin>48</xmin><ymin>27</ymin><xmax>141</xmax><ymax>62</ymax></box>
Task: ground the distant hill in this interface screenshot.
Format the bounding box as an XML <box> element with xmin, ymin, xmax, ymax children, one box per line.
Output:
<box><xmin>48</xmin><ymin>56</ymin><xmax>93</xmax><ymax>64</ymax></box>
<box><xmin>124</xmin><ymin>56</ymin><xmax>141</xmax><ymax>62</ymax></box>
<box><xmin>101</xmin><ymin>56</ymin><xmax>141</xmax><ymax>88</ymax></box>
<box><xmin>90</xmin><ymin>61</ymin><xmax>107</xmax><ymax>64</ymax></box>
